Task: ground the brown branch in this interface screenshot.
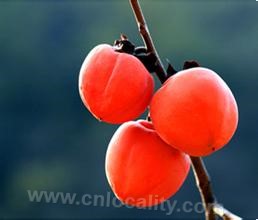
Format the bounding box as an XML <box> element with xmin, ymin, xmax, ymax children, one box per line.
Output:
<box><xmin>191</xmin><ymin>157</ymin><xmax>216</xmax><ymax>219</ymax></box>
<box><xmin>129</xmin><ymin>0</ymin><xmax>167</xmax><ymax>83</ymax></box>
<box><xmin>129</xmin><ymin>1</ymin><xmax>242</xmax><ymax>219</ymax></box>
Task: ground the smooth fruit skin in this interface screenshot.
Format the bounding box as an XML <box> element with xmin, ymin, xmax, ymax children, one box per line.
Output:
<box><xmin>150</xmin><ymin>67</ymin><xmax>238</xmax><ymax>156</ymax></box>
<box><xmin>105</xmin><ymin>120</ymin><xmax>190</xmax><ymax>207</ymax></box>
<box><xmin>79</xmin><ymin>44</ymin><xmax>154</xmax><ymax>124</ymax></box>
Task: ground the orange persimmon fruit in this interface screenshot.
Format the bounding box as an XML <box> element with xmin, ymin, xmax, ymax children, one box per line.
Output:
<box><xmin>150</xmin><ymin>67</ymin><xmax>238</xmax><ymax>156</ymax></box>
<box><xmin>79</xmin><ymin>44</ymin><xmax>154</xmax><ymax>124</ymax></box>
<box><xmin>105</xmin><ymin>120</ymin><xmax>190</xmax><ymax>207</ymax></box>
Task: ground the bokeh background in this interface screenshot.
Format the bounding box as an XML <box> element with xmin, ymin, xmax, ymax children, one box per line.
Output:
<box><xmin>0</xmin><ymin>0</ymin><xmax>257</xmax><ymax>219</ymax></box>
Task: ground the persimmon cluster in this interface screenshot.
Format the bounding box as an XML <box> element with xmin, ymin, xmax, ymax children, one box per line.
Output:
<box><xmin>78</xmin><ymin>38</ymin><xmax>238</xmax><ymax>207</ymax></box>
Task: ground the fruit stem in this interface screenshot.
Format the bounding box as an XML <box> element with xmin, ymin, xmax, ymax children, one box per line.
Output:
<box><xmin>129</xmin><ymin>1</ymin><xmax>242</xmax><ymax>219</ymax></box>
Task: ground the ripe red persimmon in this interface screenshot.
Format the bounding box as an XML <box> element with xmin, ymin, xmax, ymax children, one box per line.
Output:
<box><xmin>150</xmin><ymin>67</ymin><xmax>238</xmax><ymax>156</ymax></box>
<box><xmin>79</xmin><ymin>44</ymin><xmax>154</xmax><ymax>124</ymax></box>
<box><xmin>105</xmin><ymin>120</ymin><xmax>190</xmax><ymax>207</ymax></box>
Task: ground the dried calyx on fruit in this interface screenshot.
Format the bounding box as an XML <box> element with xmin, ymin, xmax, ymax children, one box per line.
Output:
<box><xmin>113</xmin><ymin>35</ymin><xmax>158</xmax><ymax>73</ymax></box>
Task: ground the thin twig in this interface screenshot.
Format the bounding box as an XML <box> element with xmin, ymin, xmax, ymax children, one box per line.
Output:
<box><xmin>129</xmin><ymin>1</ymin><xmax>242</xmax><ymax>219</ymax></box>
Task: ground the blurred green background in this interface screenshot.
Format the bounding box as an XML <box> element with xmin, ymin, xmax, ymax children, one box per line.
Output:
<box><xmin>0</xmin><ymin>0</ymin><xmax>257</xmax><ymax>219</ymax></box>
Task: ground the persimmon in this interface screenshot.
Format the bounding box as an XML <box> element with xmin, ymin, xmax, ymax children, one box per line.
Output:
<box><xmin>150</xmin><ymin>67</ymin><xmax>238</xmax><ymax>156</ymax></box>
<box><xmin>79</xmin><ymin>44</ymin><xmax>154</xmax><ymax>124</ymax></box>
<box><xmin>105</xmin><ymin>120</ymin><xmax>190</xmax><ymax>207</ymax></box>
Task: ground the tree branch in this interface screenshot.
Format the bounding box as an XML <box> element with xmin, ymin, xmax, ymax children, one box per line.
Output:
<box><xmin>129</xmin><ymin>1</ymin><xmax>242</xmax><ymax>219</ymax></box>
<box><xmin>191</xmin><ymin>157</ymin><xmax>216</xmax><ymax>220</ymax></box>
<box><xmin>213</xmin><ymin>204</ymin><xmax>242</xmax><ymax>220</ymax></box>
<box><xmin>129</xmin><ymin>0</ymin><xmax>167</xmax><ymax>83</ymax></box>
